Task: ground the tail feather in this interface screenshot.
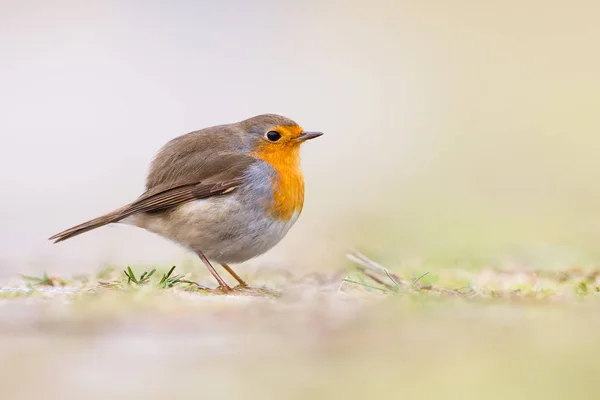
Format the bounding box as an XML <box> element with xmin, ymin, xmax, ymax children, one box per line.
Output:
<box><xmin>49</xmin><ymin>204</ymin><xmax>132</xmax><ymax>243</ymax></box>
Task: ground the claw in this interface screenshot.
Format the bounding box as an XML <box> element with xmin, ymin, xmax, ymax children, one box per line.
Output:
<box><xmin>191</xmin><ymin>284</ymin><xmax>279</xmax><ymax>297</ymax></box>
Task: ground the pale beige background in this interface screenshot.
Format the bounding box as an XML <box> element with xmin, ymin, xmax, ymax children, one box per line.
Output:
<box><xmin>1</xmin><ymin>0</ymin><xmax>599</xmax><ymax>278</ymax></box>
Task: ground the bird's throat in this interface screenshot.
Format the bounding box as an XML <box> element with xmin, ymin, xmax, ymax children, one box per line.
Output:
<box><xmin>251</xmin><ymin>145</ymin><xmax>305</xmax><ymax>221</ymax></box>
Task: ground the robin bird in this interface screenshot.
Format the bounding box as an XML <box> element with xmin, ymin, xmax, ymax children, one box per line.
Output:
<box><xmin>49</xmin><ymin>114</ymin><xmax>322</xmax><ymax>292</ymax></box>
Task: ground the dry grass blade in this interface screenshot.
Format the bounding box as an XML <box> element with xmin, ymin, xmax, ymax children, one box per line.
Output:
<box><xmin>363</xmin><ymin>270</ymin><xmax>397</xmax><ymax>290</ymax></box>
<box><xmin>346</xmin><ymin>249</ymin><xmax>463</xmax><ymax>296</ymax></box>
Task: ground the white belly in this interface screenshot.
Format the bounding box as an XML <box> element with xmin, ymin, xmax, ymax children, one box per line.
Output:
<box><xmin>129</xmin><ymin>193</ymin><xmax>300</xmax><ymax>264</ymax></box>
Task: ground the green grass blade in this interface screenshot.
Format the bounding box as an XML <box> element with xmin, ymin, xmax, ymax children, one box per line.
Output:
<box><xmin>343</xmin><ymin>278</ymin><xmax>390</xmax><ymax>293</ymax></box>
<box><xmin>125</xmin><ymin>266</ymin><xmax>138</xmax><ymax>284</ymax></box>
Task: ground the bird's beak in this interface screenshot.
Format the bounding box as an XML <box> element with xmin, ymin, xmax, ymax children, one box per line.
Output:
<box><xmin>296</xmin><ymin>131</ymin><xmax>324</xmax><ymax>142</ymax></box>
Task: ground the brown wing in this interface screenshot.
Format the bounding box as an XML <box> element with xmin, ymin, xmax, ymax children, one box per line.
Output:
<box><xmin>144</xmin><ymin>125</ymin><xmax>248</xmax><ymax>193</ymax></box>
<box><xmin>124</xmin><ymin>176</ymin><xmax>245</xmax><ymax>215</ymax></box>
<box><xmin>49</xmin><ymin>127</ymin><xmax>255</xmax><ymax>243</ymax></box>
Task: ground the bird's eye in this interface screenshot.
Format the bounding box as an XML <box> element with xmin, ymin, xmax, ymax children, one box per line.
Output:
<box><xmin>265</xmin><ymin>131</ymin><xmax>281</xmax><ymax>142</ymax></box>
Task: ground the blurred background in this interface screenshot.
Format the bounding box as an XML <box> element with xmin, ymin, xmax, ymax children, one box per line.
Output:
<box><xmin>3</xmin><ymin>2</ymin><xmax>600</xmax><ymax>400</ymax></box>
<box><xmin>1</xmin><ymin>0</ymin><xmax>600</xmax><ymax>277</ymax></box>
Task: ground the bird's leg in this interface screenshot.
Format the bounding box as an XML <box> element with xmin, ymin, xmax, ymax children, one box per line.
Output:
<box><xmin>196</xmin><ymin>251</ymin><xmax>231</xmax><ymax>291</ymax></box>
<box><xmin>195</xmin><ymin>253</ymin><xmax>278</xmax><ymax>297</ymax></box>
<box><xmin>221</xmin><ymin>264</ymin><xmax>282</xmax><ymax>297</ymax></box>
<box><xmin>221</xmin><ymin>263</ymin><xmax>248</xmax><ymax>287</ymax></box>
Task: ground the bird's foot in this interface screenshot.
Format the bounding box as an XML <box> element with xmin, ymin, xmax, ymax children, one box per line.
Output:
<box><xmin>191</xmin><ymin>283</ymin><xmax>280</xmax><ymax>297</ymax></box>
<box><xmin>230</xmin><ymin>284</ymin><xmax>281</xmax><ymax>297</ymax></box>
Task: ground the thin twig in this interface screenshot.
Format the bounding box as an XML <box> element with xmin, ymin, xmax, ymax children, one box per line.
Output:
<box><xmin>363</xmin><ymin>270</ymin><xmax>396</xmax><ymax>289</ymax></box>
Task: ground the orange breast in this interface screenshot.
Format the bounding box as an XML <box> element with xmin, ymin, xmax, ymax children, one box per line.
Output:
<box><xmin>251</xmin><ymin>143</ymin><xmax>305</xmax><ymax>221</ymax></box>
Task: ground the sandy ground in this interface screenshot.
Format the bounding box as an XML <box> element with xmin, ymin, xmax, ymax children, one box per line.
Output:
<box><xmin>1</xmin><ymin>257</ymin><xmax>600</xmax><ymax>400</ymax></box>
